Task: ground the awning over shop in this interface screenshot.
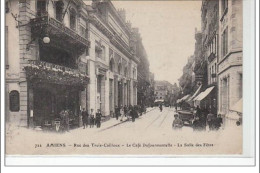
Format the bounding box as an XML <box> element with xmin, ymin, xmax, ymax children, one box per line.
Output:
<box><xmin>194</xmin><ymin>86</ymin><xmax>215</xmax><ymax>101</ymax></box>
<box><xmin>187</xmin><ymin>85</ymin><xmax>202</xmax><ymax>102</ymax></box>
<box><xmin>178</xmin><ymin>94</ymin><xmax>190</xmax><ymax>103</ymax></box>
<box><xmin>230</xmin><ymin>98</ymin><xmax>243</xmax><ymax>113</ymax></box>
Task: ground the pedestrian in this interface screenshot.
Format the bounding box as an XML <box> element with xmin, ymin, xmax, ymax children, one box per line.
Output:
<box><xmin>95</xmin><ymin>109</ymin><xmax>102</xmax><ymax>128</ymax></box>
<box><xmin>82</xmin><ymin>108</ymin><xmax>89</xmax><ymax>129</ymax></box>
<box><xmin>130</xmin><ymin>106</ymin><xmax>136</xmax><ymax>122</ymax></box>
<box><xmin>172</xmin><ymin>114</ymin><xmax>183</xmax><ymax>130</ymax></box>
<box><xmin>159</xmin><ymin>104</ymin><xmax>163</xmax><ymax>112</ymax></box>
<box><xmin>89</xmin><ymin>109</ymin><xmax>95</xmax><ymax>128</ymax></box>
<box><xmin>120</xmin><ymin>105</ymin><xmax>124</xmax><ymax>121</ymax></box>
<box><xmin>64</xmin><ymin>110</ymin><xmax>70</xmax><ymax>132</ymax></box>
<box><xmin>124</xmin><ymin>105</ymin><xmax>128</xmax><ymax>117</ymax></box>
<box><xmin>115</xmin><ymin>106</ymin><xmax>119</xmax><ymax>120</ymax></box>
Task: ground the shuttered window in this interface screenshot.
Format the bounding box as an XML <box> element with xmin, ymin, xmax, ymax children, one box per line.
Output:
<box><xmin>10</xmin><ymin>90</ymin><xmax>20</xmax><ymax>112</ymax></box>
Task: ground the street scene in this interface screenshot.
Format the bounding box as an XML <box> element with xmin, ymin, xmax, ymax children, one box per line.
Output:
<box><xmin>5</xmin><ymin>0</ymin><xmax>243</xmax><ymax>155</ymax></box>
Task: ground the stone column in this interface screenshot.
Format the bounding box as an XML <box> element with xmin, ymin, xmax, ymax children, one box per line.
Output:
<box><xmin>28</xmin><ymin>86</ymin><xmax>34</xmax><ymax>128</ymax></box>
<box><xmin>19</xmin><ymin>0</ymin><xmax>32</xmax><ymax>128</ymax></box>
<box><xmin>114</xmin><ymin>76</ymin><xmax>118</xmax><ymax>107</ymax></box>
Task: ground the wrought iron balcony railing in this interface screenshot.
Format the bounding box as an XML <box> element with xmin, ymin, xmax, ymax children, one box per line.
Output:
<box><xmin>30</xmin><ymin>15</ymin><xmax>90</xmax><ymax>47</ymax></box>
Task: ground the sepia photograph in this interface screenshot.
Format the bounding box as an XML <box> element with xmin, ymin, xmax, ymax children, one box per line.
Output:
<box><xmin>3</xmin><ymin>0</ymin><xmax>252</xmax><ymax>162</ymax></box>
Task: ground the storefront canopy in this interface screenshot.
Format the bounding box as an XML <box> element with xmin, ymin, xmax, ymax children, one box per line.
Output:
<box><xmin>194</xmin><ymin>86</ymin><xmax>215</xmax><ymax>101</ymax></box>
<box><xmin>230</xmin><ymin>98</ymin><xmax>243</xmax><ymax>113</ymax></box>
<box><xmin>178</xmin><ymin>94</ymin><xmax>190</xmax><ymax>103</ymax></box>
<box><xmin>187</xmin><ymin>85</ymin><xmax>202</xmax><ymax>102</ymax></box>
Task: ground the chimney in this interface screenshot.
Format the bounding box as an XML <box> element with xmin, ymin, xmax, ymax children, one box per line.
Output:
<box><xmin>117</xmin><ymin>8</ymin><xmax>126</xmax><ymax>22</ymax></box>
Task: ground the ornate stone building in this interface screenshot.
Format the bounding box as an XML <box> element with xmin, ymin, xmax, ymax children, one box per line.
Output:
<box><xmin>218</xmin><ymin>0</ymin><xmax>243</xmax><ymax>116</ymax></box>
<box><xmin>5</xmin><ymin>0</ymin><xmax>141</xmax><ymax>128</ymax></box>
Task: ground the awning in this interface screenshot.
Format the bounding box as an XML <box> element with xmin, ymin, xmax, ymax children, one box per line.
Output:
<box><xmin>194</xmin><ymin>86</ymin><xmax>215</xmax><ymax>101</ymax></box>
<box><xmin>179</xmin><ymin>94</ymin><xmax>190</xmax><ymax>102</ymax></box>
<box><xmin>176</xmin><ymin>99</ymin><xmax>181</xmax><ymax>103</ymax></box>
<box><xmin>187</xmin><ymin>85</ymin><xmax>202</xmax><ymax>102</ymax></box>
<box><xmin>230</xmin><ymin>98</ymin><xmax>243</xmax><ymax>113</ymax></box>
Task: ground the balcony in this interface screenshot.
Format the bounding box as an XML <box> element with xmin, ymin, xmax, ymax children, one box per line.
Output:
<box><xmin>30</xmin><ymin>15</ymin><xmax>90</xmax><ymax>56</ymax></box>
<box><xmin>24</xmin><ymin>60</ymin><xmax>89</xmax><ymax>86</ymax></box>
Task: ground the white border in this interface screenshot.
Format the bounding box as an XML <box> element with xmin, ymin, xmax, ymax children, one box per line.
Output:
<box><xmin>1</xmin><ymin>0</ymin><xmax>258</xmax><ymax>169</ymax></box>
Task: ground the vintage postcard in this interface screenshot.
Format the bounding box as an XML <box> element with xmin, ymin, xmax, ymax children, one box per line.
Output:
<box><xmin>4</xmin><ymin>0</ymin><xmax>245</xmax><ymax>158</ymax></box>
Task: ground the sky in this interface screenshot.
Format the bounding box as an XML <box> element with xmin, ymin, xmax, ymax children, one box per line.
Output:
<box><xmin>85</xmin><ymin>0</ymin><xmax>202</xmax><ymax>85</ymax></box>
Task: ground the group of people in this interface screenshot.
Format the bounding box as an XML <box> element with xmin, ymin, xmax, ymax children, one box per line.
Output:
<box><xmin>114</xmin><ymin>105</ymin><xmax>145</xmax><ymax>122</ymax></box>
<box><xmin>81</xmin><ymin>108</ymin><xmax>102</xmax><ymax>129</ymax></box>
<box><xmin>172</xmin><ymin>106</ymin><xmax>223</xmax><ymax>131</ymax></box>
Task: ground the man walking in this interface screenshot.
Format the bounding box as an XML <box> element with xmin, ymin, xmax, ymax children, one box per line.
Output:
<box><xmin>95</xmin><ymin>109</ymin><xmax>102</xmax><ymax>128</ymax></box>
<box><xmin>82</xmin><ymin>108</ymin><xmax>88</xmax><ymax>129</ymax></box>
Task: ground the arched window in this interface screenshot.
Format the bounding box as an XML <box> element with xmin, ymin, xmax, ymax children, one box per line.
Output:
<box><xmin>109</xmin><ymin>59</ymin><xmax>114</xmax><ymax>72</ymax></box>
<box><xmin>124</xmin><ymin>67</ymin><xmax>127</xmax><ymax>77</ymax></box>
<box><xmin>55</xmin><ymin>1</ymin><xmax>64</xmax><ymax>22</ymax></box>
<box><xmin>118</xmin><ymin>63</ymin><xmax>122</xmax><ymax>75</ymax></box>
<box><xmin>9</xmin><ymin>90</ymin><xmax>20</xmax><ymax>112</ymax></box>
<box><xmin>70</xmin><ymin>8</ymin><xmax>76</xmax><ymax>30</ymax></box>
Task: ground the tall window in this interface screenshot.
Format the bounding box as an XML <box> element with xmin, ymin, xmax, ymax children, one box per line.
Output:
<box><xmin>124</xmin><ymin>67</ymin><xmax>128</xmax><ymax>77</ymax></box>
<box><xmin>221</xmin><ymin>0</ymin><xmax>228</xmax><ymax>15</ymax></box>
<box><xmin>70</xmin><ymin>9</ymin><xmax>76</xmax><ymax>30</ymax></box>
<box><xmin>222</xmin><ymin>27</ymin><xmax>228</xmax><ymax>57</ymax></box>
<box><xmin>5</xmin><ymin>26</ymin><xmax>9</xmax><ymax>69</ymax></box>
<box><xmin>9</xmin><ymin>90</ymin><xmax>20</xmax><ymax>112</ymax></box>
<box><xmin>118</xmin><ymin>64</ymin><xmax>122</xmax><ymax>75</ymax></box>
<box><xmin>238</xmin><ymin>73</ymin><xmax>243</xmax><ymax>98</ymax></box>
<box><xmin>55</xmin><ymin>1</ymin><xmax>64</xmax><ymax>22</ymax></box>
<box><xmin>95</xmin><ymin>46</ymin><xmax>102</xmax><ymax>58</ymax></box>
<box><xmin>37</xmin><ymin>0</ymin><xmax>47</xmax><ymax>17</ymax></box>
<box><xmin>109</xmin><ymin>59</ymin><xmax>114</xmax><ymax>72</ymax></box>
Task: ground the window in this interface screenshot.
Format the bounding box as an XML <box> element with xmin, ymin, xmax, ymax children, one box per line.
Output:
<box><xmin>221</xmin><ymin>0</ymin><xmax>228</xmax><ymax>15</ymax></box>
<box><xmin>124</xmin><ymin>67</ymin><xmax>127</xmax><ymax>77</ymax></box>
<box><xmin>238</xmin><ymin>73</ymin><xmax>243</xmax><ymax>98</ymax></box>
<box><xmin>118</xmin><ymin>64</ymin><xmax>122</xmax><ymax>74</ymax></box>
<box><xmin>9</xmin><ymin>90</ymin><xmax>20</xmax><ymax>112</ymax></box>
<box><xmin>5</xmin><ymin>26</ymin><xmax>9</xmax><ymax>69</ymax></box>
<box><xmin>222</xmin><ymin>27</ymin><xmax>228</xmax><ymax>57</ymax></box>
<box><xmin>70</xmin><ymin>9</ymin><xmax>76</xmax><ymax>30</ymax></box>
<box><xmin>37</xmin><ymin>0</ymin><xmax>47</xmax><ymax>17</ymax></box>
<box><xmin>55</xmin><ymin>1</ymin><xmax>64</xmax><ymax>22</ymax></box>
<box><xmin>95</xmin><ymin>46</ymin><xmax>102</xmax><ymax>58</ymax></box>
<box><xmin>109</xmin><ymin>59</ymin><xmax>114</xmax><ymax>72</ymax></box>
<box><xmin>6</xmin><ymin>1</ymin><xmax>9</xmax><ymax>13</ymax></box>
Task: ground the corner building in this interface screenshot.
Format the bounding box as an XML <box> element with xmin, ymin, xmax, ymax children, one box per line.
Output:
<box><xmin>5</xmin><ymin>0</ymin><xmax>139</xmax><ymax>129</ymax></box>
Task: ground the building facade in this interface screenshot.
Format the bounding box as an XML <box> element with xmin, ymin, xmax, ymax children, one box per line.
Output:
<box><xmin>154</xmin><ymin>81</ymin><xmax>174</xmax><ymax>103</ymax></box>
<box><xmin>5</xmin><ymin>0</ymin><xmax>141</xmax><ymax>128</ymax></box>
<box><xmin>218</xmin><ymin>0</ymin><xmax>243</xmax><ymax>116</ymax></box>
<box><xmin>200</xmin><ymin>0</ymin><xmax>219</xmax><ymax>113</ymax></box>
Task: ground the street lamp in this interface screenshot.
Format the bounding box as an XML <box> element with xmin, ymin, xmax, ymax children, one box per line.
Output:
<box><xmin>43</xmin><ymin>36</ymin><xmax>50</xmax><ymax>44</ymax></box>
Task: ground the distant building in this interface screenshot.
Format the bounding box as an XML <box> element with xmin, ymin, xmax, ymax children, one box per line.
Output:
<box><xmin>154</xmin><ymin>81</ymin><xmax>174</xmax><ymax>102</ymax></box>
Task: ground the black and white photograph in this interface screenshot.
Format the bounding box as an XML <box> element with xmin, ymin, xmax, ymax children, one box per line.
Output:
<box><xmin>2</xmin><ymin>0</ymin><xmax>256</xmax><ymax>166</ymax></box>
